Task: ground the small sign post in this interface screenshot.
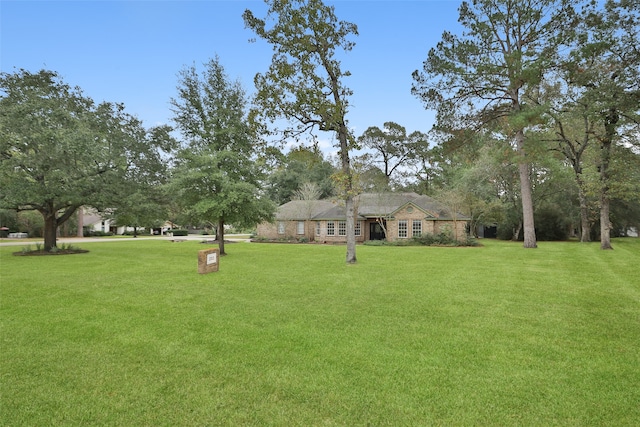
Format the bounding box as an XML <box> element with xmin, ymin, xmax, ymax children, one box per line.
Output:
<box><xmin>198</xmin><ymin>248</ymin><xmax>220</xmax><ymax>274</ymax></box>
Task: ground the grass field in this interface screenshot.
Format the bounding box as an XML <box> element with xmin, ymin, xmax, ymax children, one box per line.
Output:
<box><xmin>1</xmin><ymin>239</ymin><xmax>639</xmax><ymax>426</ymax></box>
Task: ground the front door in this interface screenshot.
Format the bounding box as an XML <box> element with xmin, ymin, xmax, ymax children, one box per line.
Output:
<box><xmin>369</xmin><ymin>221</ymin><xmax>386</xmax><ymax>240</ymax></box>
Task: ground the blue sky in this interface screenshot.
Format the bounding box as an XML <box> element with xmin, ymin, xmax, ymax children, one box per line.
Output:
<box><xmin>1</xmin><ymin>0</ymin><xmax>462</xmax><ymax>154</ymax></box>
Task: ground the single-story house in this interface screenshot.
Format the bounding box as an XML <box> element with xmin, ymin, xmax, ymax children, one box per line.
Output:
<box><xmin>80</xmin><ymin>207</ymin><xmax>176</xmax><ymax>236</ymax></box>
<box><xmin>256</xmin><ymin>192</ymin><xmax>470</xmax><ymax>243</ymax></box>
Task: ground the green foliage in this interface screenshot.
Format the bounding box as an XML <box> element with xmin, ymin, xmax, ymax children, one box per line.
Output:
<box><xmin>534</xmin><ymin>206</ymin><xmax>571</xmax><ymax>241</ymax></box>
<box><xmin>16</xmin><ymin>211</ymin><xmax>44</xmax><ymax>237</ymax></box>
<box><xmin>266</xmin><ymin>146</ymin><xmax>336</xmax><ymax>204</ymax></box>
<box><xmin>243</xmin><ymin>0</ymin><xmax>357</xmax><ymax>141</ymax></box>
<box><xmin>16</xmin><ymin>242</ymin><xmax>83</xmax><ymax>254</ymax></box>
<box><xmin>362</xmin><ymin>233</ymin><xmax>478</xmax><ymax>247</ymax></box>
<box><xmin>170</xmin><ymin>57</ymin><xmax>275</xmax><ymax>254</ymax></box>
<box><xmin>0</xmin><ymin>69</ymin><xmax>170</xmax><ymax>251</ymax></box>
<box><xmin>362</xmin><ymin>239</ymin><xmax>385</xmax><ymax>246</ymax></box>
<box><xmin>171</xmin><ymin>229</ymin><xmax>189</xmax><ymax>236</ymax></box>
<box><xmin>412</xmin><ymin>232</ymin><xmax>478</xmax><ymax>247</ymax></box>
<box><xmin>356</xmin><ymin>122</ymin><xmax>429</xmax><ymax>189</ymax></box>
<box><xmin>84</xmin><ymin>230</ymin><xmax>113</xmax><ymax>237</ymax></box>
<box><xmin>412</xmin><ymin>0</ymin><xmax>577</xmax><ymax>249</ymax></box>
<box><xmin>244</xmin><ymin>0</ymin><xmax>359</xmax><ymax>262</ymax></box>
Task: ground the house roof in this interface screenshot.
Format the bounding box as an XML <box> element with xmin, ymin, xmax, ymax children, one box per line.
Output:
<box><xmin>275</xmin><ymin>200</ymin><xmax>337</xmax><ymax>220</ymax></box>
<box><xmin>275</xmin><ymin>193</ymin><xmax>470</xmax><ymax>221</ymax></box>
<box><xmin>81</xmin><ymin>212</ymin><xmax>103</xmax><ymax>226</ymax></box>
<box><xmin>356</xmin><ymin>192</ymin><xmax>421</xmax><ymax>216</ymax></box>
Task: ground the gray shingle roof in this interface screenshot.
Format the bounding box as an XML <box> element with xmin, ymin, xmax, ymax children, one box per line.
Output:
<box><xmin>275</xmin><ymin>200</ymin><xmax>337</xmax><ymax>220</ymax></box>
<box><xmin>274</xmin><ymin>193</ymin><xmax>470</xmax><ymax>221</ymax></box>
<box><xmin>356</xmin><ymin>192</ymin><xmax>421</xmax><ymax>216</ymax></box>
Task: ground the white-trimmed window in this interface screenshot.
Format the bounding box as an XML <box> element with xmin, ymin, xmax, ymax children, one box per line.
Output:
<box><xmin>412</xmin><ymin>220</ymin><xmax>422</xmax><ymax>237</ymax></box>
<box><xmin>277</xmin><ymin>221</ymin><xmax>285</xmax><ymax>234</ymax></box>
<box><xmin>355</xmin><ymin>221</ymin><xmax>361</xmax><ymax>237</ymax></box>
<box><xmin>338</xmin><ymin>221</ymin><xmax>347</xmax><ymax>236</ymax></box>
<box><xmin>315</xmin><ymin>221</ymin><xmax>321</xmax><ymax>235</ymax></box>
<box><xmin>398</xmin><ymin>220</ymin><xmax>408</xmax><ymax>238</ymax></box>
<box><xmin>297</xmin><ymin>221</ymin><xmax>305</xmax><ymax>235</ymax></box>
<box><xmin>327</xmin><ymin>221</ymin><xmax>335</xmax><ymax>236</ymax></box>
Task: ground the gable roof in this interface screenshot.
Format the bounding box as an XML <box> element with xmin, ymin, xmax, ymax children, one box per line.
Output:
<box><xmin>274</xmin><ymin>193</ymin><xmax>470</xmax><ymax>221</ymax></box>
<box><xmin>356</xmin><ymin>193</ymin><xmax>421</xmax><ymax>217</ymax></box>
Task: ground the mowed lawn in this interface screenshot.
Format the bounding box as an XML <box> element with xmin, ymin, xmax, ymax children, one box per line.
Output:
<box><xmin>1</xmin><ymin>239</ymin><xmax>639</xmax><ymax>426</ymax></box>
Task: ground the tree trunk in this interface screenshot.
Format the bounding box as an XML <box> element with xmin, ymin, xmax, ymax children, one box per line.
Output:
<box><xmin>600</xmin><ymin>139</ymin><xmax>613</xmax><ymax>250</ymax></box>
<box><xmin>600</xmin><ymin>191</ymin><xmax>612</xmax><ymax>249</ymax></box>
<box><xmin>515</xmin><ymin>130</ymin><xmax>537</xmax><ymax>248</ymax></box>
<box><xmin>577</xmin><ymin>184</ymin><xmax>591</xmax><ymax>243</ymax></box>
<box><xmin>218</xmin><ymin>218</ymin><xmax>226</xmax><ymax>255</ymax></box>
<box><xmin>338</xmin><ymin>123</ymin><xmax>356</xmax><ymax>264</ymax></box>
<box><xmin>512</xmin><ymin>221</ymin><xmax>522</xmax><ymax>241</ymax></box>
<box><xmin>345</xmin><ymin>195</ymin><xmax>356</xmax><ymax>264</ymax></box>
<box><xmin>569</xmin><ymin>144</ymin><xmax>591</xmax><ymax>242</ymax></box>
<box><xmin>599</xmin><ymin>108</ymin><xmax>618</xmax><ymax>250</ymax></box>
<box><xmin>77</xmin><ymin>208</ymin><xmax>84</xmax><ymax>237</ymax></box>
<box><xmin>41</xmin><ymin>204</ymin><xmax>79</xmax><ymax>251</ymax></box>
<box><xmin>43</xmin><ymin>213</ymin><xmax>58</xmax><ymax>252</ymax></box>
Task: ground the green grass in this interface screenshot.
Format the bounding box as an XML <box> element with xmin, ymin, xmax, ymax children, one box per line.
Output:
<box><xmin>1</xmin><ymin>239</ymin><xmax>639</xmax><ymax>426</ymax></box>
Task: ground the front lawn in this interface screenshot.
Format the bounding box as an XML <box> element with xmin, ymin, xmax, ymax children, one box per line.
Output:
<box><xmin>1</xmin><ymin>239</ymin><xmax>638</xmax><ymax>426</ymax></box>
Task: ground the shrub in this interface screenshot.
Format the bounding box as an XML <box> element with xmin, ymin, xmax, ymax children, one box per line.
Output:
<box><xmin>85</xmin><ymin>230</ymin><xmax>113</xmax><ymax>237</ymax></box>
<box><xmin>412</xmin><ymin>232</ymin><xmax>456</xmax><ymax>246</ymax></box>
<box><xmin>171</xmin><ymin>230</ymin><xmax>189</xmax><ymax>236</ymax></box>
<box><xmin>411</xmin><ymin>232</ymin><xmax>478</xmax><ymax>247</ymax></box>
<box><xmin>535</xmin><ymin>206</ymin><xmax>570</xmax><ymax>241</ymax></box>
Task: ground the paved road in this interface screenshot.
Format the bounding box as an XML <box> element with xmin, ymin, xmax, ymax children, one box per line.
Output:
<box><xmin>0</xmin><ymin>235</ymin><xmax>250</xmax><ymax>247</ymax></box>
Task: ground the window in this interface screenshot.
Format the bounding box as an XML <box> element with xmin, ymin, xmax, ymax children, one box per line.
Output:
<box><xmin>398</xmin><ymin>220</ymin><xmax>408</xmax><ymax>238</ymax></box>
<box><xmin>277</xmin><ymin>221</ymin><xmax>285</xmax><ymax>234</ymax></box>
<box><xmin>315</xmin><ymin>221</ymin><xmax>321</xmax><ymax>235</ymax></box>
<box><xmin>338</xmin><ymin>221</ymin><xmax>346</xmax><ymax>236</ymax></box>
<box><xmin>327</xmin><ymin>221</ymin><xmax>335</xmax><ymax>236</ymax></box>
<box><xmin>412</xmin><ymin>220</ymin><xmax>422</xmax><ymax>237</ymax></box>
<box><xmin>355</xmin><ymin>221</ymin><xmax>361</xmax><ymax>237</ymax></box>
<box><xmin>297</xmin><ymin>221</ymin><xmax>305</xmax><ymax>235</ymax></box>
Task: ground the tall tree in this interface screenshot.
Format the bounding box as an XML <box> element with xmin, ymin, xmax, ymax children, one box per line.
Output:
<box><xmin>0</xmin><ymin>69</ymin><xmax>158</xmax><ymax>251</ymax></box>
<box><xmin>543</xmin><ymin>89</ymin><xmax>597</xmax><ymax>242</ymax></box>
<box><xmin>412</xmin><ymin>0</ymin><xmax>575</xmax><ymax>248</ymax></box>
<box><xmin>563</xmin><ymin>0</ymin><xmax>640</xmax><ymax>249</ymax></box>
<box><xmin>170</xmin><ymin>57</ymin><xmax>274</xmax><ymax>255</ymax></box>
<box><xmin>357</xmin><ymin>122</ymin><xmax>428</xmax><ymax>189</ymax></box>
<box><xmin>243</xmin><ymin>0</ymin><xmax>359</xmax><ymax>263</ymax></box>
<box><xmin>106</xmin><ymin>124</ymin><xmax>176</xmax><ymax>237</ymax></box>
<box><xmin>266</xmin><ymin>145</ymin><xmax>336</xmax><ymax>205</ymax></box>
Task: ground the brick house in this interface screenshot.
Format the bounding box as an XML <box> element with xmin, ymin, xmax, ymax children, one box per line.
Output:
<box><xmin>256</xmin><ymin>193</ymin><xmax>470</xmax><ymax>243</ymax></box>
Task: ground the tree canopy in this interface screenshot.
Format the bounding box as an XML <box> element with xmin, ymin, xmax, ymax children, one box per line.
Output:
<box><xmin>0</xmin><ymin>69</ymin><xmax>169</xmax><ymax>250</ymax></box>
<box><xmin>170</xmin><ymin>57</ymin><xmax>275</xmax><ymax>255</ymax></box>
<box><xmin>244</xmin><ymin>0</ymin><xmax>359</xmax><ymax>263</ymax></box>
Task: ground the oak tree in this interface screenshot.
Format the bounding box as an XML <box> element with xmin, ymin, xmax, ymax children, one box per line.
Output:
<box><xmin>170</xmin><ymin>57</ymin><xmax>275</xmax><ymax>255</ymax></box>
<box><xmin>0</xmin><ymin>69</ymin><xmax>165</xmax><ymax>251</ymax></box>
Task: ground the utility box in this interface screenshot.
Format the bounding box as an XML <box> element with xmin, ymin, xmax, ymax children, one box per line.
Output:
<box><xmin>198</xmin><ymin>248</ymin><xmax>220</xmax><ymax>274</ymax></box>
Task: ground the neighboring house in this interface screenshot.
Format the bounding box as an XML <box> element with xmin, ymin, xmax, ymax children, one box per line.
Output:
<box><xmin>81</xmin><ymin>209</ymin><xmax>115</xmax><ymax>235</ymax></box>
<box><xmin>80</xmin><ymin>207</ymin><xmax>176</xmax><ymax>235</ymax></box>
<box><xmin>256</xmin><ymin>192</ymin><xmax>470</xmax><ymax>243</ymax></box>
